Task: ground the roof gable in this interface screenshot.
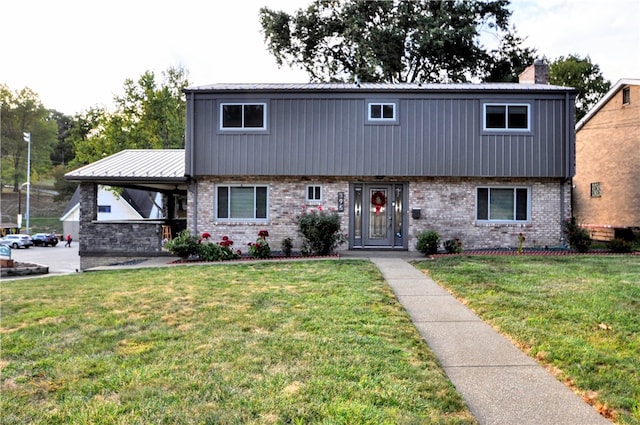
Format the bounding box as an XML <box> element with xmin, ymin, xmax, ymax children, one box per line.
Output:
<box><xmin>576</xmin><ymin>78</ymin><xmax>640</xmax><ymax>131</ymax></box>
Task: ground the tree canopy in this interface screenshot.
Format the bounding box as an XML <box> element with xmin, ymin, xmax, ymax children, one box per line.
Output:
<box><xmin>72</xmin><ymin>67</ymin><xmax>189</xmax><ymax>165</ymax></box>
<box><xmin>0</xmin><ymin>85</ymin><xmax>56</xmax><ymax>190</ymax></box>
<box><xmin>549</xmin><ymin>55</ymin><xmax>611</xmax><ymax>121</ymax></box>
<box><xmin>260</xmin><ymin>0</ymin><xmax>536</xmax><ymax>83</ymax></box>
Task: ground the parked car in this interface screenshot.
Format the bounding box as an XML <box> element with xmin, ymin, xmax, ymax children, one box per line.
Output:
<box><xmin>0</xmin><ymin>234</ymin><xmax>34</xmax><ymax>249</ymax></box>
<box><xmin>31</xmin><ymin>233</ymin><xmax>59</xmax><ymax>247</ymax></box>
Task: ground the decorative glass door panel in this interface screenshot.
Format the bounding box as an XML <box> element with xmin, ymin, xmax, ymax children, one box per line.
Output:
<box><xmin>369</xmin><ymin>188</ymin><xmax>388</xmax><ymax>240</ymax></box>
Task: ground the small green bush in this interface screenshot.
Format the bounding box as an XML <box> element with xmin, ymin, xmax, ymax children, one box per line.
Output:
<box><xmin>281</xmin><ymin>237</ymin><xmax>293</xmax><ymax>257</ymax></box>
<box><xmin>443</xmin><ymin>238</ymin><xmax>462</xmax><ymax>254</ymax></box>
<box><xmin>416</xmin><ymin>230</ymin><xmax>440</xmax><ymax>255</ymax></box>
<box><xmin>164</xmin><ymin>230</ymin><xmax>199</xmax><ymax>259</ymax></box>
<box><xmin>295</xmin><ymin>207</ymin><xmax>346</xmax><ymax>256</ymax></box>
<box><xmin>562</xmin><ymin>218</ymin><xmax>592</xmax><ymax>252</ymax></box>
<box><xmin>608</xmin><ymin>238</ymin><xmax>633</xmax><ymax>253</ymax></box>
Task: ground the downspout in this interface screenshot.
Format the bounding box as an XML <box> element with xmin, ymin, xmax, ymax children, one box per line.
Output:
<box><xmin>560</xmin><ymin>90</ymin><xmax>575</xmax><ymax>247</ymax></box>
<box><xmin>185</xmin><ymin>92</ymin><xmax>198</xmax><ymax>235</ymax></box>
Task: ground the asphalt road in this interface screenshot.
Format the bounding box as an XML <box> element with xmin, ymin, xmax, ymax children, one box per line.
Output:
<box><xmin>5</xmin><ymin>241</ymin><xmax>80</xmax><ymax>278</ymax></box>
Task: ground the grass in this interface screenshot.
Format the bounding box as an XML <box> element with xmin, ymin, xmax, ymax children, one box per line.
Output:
<box><xmin>1</xmin><ymin>260</ymin><xmax>475</xmax><ymax>425</ymax></box>
<box><xmin>414</xmin><ymin>255</ymin><xmax>640</xmax><ymax>425</ymax></box>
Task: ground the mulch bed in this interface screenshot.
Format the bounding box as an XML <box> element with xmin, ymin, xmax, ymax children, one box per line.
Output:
<box><xmin>169</xmin><ymin>253</ymin><xmax>341</xmax><ymax>264</ymax></box>
<box><xmin>430</xmin><ymin>249</ymin><xmax>639</xmax><ymax>258</ymax></box>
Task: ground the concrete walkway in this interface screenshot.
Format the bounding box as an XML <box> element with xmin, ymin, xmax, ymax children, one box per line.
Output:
<box><xmin>369</xmin><ymin>256</ymin><xmax>610</xmax><ymax>425</ymax></box>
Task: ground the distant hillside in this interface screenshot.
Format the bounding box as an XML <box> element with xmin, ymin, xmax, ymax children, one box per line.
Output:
<box><xmin>0</xmin><ymin>187</ymin><xmax>68</xmax><ymax>225</ymax></box>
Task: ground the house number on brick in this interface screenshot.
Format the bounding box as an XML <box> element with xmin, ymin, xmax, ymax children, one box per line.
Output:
<box><xmin>338</xmin><ymin>192</ymin><xmax>345</xmax><ymax>212</ymax></box>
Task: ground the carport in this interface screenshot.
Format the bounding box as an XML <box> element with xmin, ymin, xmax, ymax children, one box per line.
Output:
<box><xmin>65</xmin><ymin>149</ymin><xmax>187</xmax><ymax>270</ymax></box>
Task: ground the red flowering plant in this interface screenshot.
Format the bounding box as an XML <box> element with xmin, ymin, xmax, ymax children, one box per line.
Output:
<box><xmin>198</xmin><ymin>234</ymin><xmax>240</xmax><ymax>261</ymax></box>
<box><xmin>248</xmin><ymin>230</ymin><xmax>272</xmax><ymax>259</ymax></box>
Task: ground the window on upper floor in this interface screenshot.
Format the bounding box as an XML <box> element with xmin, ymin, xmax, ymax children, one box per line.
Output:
<box><xmin>216</xmin><ymin>185</ymin><xmax>268</xmax><ymax>220</ymax></box>
<box><xmin>98</xmin><ymin>205</ymin><xmax>111</xmax><ymax>213</ymax></box>
<box><xmin>220</xmin><ymin>103</ymin><xmax>267</xmax><ymax>130</ymax></box>
<box><xmin>476</xmin><ymin>187</ymin><xmax>530</xmax><ymax>222</ymax></box>
<box><xmin>622</xmin><ymin>87</ymin><xmax>630</xmax><ymax>105</ymax></box>
<box><xmin>366</xmin><ymin>100</ymin><xmax>398</xmax><ymax>124</ymax></box>
<box><xmin>306</xmin><ymin>185</ymin><xmax>322</xmax><ymax>202</ymax></box>
<box><xmin>483</xmin><ymin>103</ymin><xmax>530</xmax><ymax>131</ymax></box>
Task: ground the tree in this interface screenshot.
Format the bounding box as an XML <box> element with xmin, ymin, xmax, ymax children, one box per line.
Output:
<box><xmin>484</xmin><ymin>31</ymin><xmax>538</xmax><ymax>82</ymax></box>
<box><xmin>0</xmin><ymin>85</ymin><xmax>56</xmax><ymax>191</ymax></box>
<box><xmin>260</xmin><ymin>0</ymin><xmax>533</xmax><ymax>83</ymax></box>
<box><xmin>549</xmin><ymin>55</ymin><xmax>611</xmax><ymax>121</ymax></box>
<box><xmin>72</xmin><ymin>67</ymin><xmax>189</xmax><ymax>165</ymax></box>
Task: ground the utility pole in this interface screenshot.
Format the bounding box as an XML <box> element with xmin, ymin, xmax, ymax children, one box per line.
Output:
<box><xmin>23</xmin><ymin>132</ymin><xmax>31</xmax><ymax>234</ymax></box>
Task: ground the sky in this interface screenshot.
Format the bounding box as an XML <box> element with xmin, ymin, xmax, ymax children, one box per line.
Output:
<box><xmin>4</xmin><ymin>0</ymin><xmax>639</xmax><ymax>116</ymax></box>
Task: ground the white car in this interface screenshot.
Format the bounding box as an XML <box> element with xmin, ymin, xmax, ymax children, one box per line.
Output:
<box><xmin>0</xmin><ymin>234</ymin><xmax>34</xmax><ymax>249</ymax></box>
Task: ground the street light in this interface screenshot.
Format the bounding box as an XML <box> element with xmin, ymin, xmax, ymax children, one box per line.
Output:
<box><xmin>23</xmin><ymin>132</ymin><xmax>31</xmax><ymax>234</ymax></box>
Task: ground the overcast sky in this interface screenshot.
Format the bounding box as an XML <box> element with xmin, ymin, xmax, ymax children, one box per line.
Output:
<box><xmin>4</xmin><ymin>0</ymin><xmax>639</xmax><ymax>115</ymax></box>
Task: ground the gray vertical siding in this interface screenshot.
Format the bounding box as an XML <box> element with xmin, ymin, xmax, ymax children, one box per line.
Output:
<box><xmin>186</xmin><ymin>89</ymin><xmax>574</xmax><ymax>178</ymax></box>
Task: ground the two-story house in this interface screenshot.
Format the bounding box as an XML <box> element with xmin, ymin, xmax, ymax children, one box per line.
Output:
<box><xmin>573</xmin><ymin>79</ymin><xmax>640</xmax><ymax>241</ymax></box>
<box><xmin>183</xmin><ymin>63</ymin><xmax>576</xmax><ymax>252</ymax></box>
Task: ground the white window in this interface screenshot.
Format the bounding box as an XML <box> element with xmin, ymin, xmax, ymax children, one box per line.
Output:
<box><xmin>306</xmin><ymin>185</ymin><xmax>322</xmax><ymax>202</ymax></box>
<box><xmin>476</xmin><ymin>187</ymin><xmax>530</xmax><ymax>222</ymax></box>
<box><xmin>366</xmin><ymin>100</ymin><xmax>398</xmax><ymax>124</ymax></box>
<box><xmin>220</xmin><ymin>103</ymin><xmax>267</xmax><ymax>130</ymax></box>
<box><xmin>216</xmin><ymin>185</ymin><xmax>268</xmax><ymax>220</ymax></box>
<box><xmin>483</xmin><ymin>103</ymin><xmax>530</xmax><ymax>131</ymax></box>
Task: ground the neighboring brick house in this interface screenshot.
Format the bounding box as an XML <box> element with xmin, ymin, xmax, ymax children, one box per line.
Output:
<box><xmin>184</xmin><ymin>63</ymin><xmax>576</xmax><ymax>252</ymax></box>
<box><xmin>573</xmin><ymin>79</ymin><xmax>640</xmax><ymax>240</ymax></box>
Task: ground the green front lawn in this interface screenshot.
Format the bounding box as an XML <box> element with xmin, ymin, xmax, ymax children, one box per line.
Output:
<box><xmin>1</xmin><ymin>261</ymin><xmax>475</xmax><ymax>425</ymax></box>
<box><xmin>414</xmin><ymin>255</ymin><xmax>640</xmax><ymax>425</ymax></box>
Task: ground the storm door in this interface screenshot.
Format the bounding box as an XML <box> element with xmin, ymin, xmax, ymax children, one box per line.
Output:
<box><xmin>352</xmin><ymin>183</ymin><xmax>405</xmax><ymax>248</ymax></box>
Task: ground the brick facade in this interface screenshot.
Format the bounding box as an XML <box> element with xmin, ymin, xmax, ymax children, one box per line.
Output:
<box><xmin>574</xmin><ymin>83</ymin><xmax>640</xmax><ymax>229</ymax></box>
<box><xmin>187</xmin><ymin>177</ymin><xmax>570</xmax><ymax>253</ymax></box>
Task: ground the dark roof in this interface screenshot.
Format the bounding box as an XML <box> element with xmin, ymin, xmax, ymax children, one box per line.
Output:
<box><xmin>185</xmin><ymin>82</ymin><xmax>573</xmax><ymax>94</ymax></box>
<box><xmin>61</xmin><ymin>185</ymin><xmax>81</xmax><ymax>218</ymax></box>
<box><xmin>121</xmin><ymin>188</ymin><xmax>157</xmax><ymax>218</ymax></box>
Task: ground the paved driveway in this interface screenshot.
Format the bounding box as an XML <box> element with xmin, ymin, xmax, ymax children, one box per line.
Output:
<box><xmin>5</xmin><ymin>242</ymin><xmax>80</xmax><ymax>278</ymax></box>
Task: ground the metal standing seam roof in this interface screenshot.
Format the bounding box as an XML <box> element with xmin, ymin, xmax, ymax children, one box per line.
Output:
<box><xmin>65</xmin><ymin>149</ymin><xmax>186</xmax><ymax>181</ymax></box>
<box><xmin>185</xmin><ymin>82</ymin><xmax>574</xmax><ymax>93</ymax></box>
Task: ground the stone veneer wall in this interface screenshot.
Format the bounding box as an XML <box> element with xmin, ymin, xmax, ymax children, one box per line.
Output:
<box><xmin>78</xmin><ymin>183</ymin><xmax>169</xmax><ymax>270</ymax></box>
<box><xmin>187</xmin><ymin>176</ymin><xmax>570</xmax><ymax>253</ymax></box>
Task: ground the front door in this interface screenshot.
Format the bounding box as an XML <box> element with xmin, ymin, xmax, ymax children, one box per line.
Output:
<box><xmin>352</xmin><ymin>183</ymin><xmax>406</xmax><ymax>248</ymax></box>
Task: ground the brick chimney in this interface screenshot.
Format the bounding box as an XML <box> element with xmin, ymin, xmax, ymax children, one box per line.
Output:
<box><xmin>519</xmin><ymin>60</ymin><xmax>549</xmax><ymax>84</ymax></box>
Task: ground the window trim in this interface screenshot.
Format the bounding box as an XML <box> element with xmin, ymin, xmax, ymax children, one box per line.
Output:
<box><xmin>475</xmin><ymin>186</ymin><xmax>531</xmax><ymax>223</ymax></box>
<box><xmin>306</xmin><ymin>185</ymin><xmax>322</xmax><ymax>202</ymax></box>
<box><xmin>215</xmin><ymin>184</ymin><xmax>269</xmax><ymax>222</ymax></box>
<box><xmin>482</xmin><ymin>102</ymin><xmax>532</xmax><ymax>133</ymax></box>
<box><xmin>366</xmin><ymin>99</ymin><xmax>399</xmax><ymax>125</ymax></box>
<box><xmin>219</xmin><ymin>102</ymin><xmax>268</xmax><ymax>132</ymax></box>
<box><xmin>622</xmin><ymin>87</ymin><xmax>630</xmax><ymax>105</ymax></box>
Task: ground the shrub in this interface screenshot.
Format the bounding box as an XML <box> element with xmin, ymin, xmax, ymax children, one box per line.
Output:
<box><xmin>608</xmin><ymin>238</ymin><xmax>633</xmax><ymax>253</ymax></box>
<box><xmin>248</xmin><ymin>230</ymin><xmax>272</xmax><ymax>259</ymax></box>
<box><xmin>443</xmin><ymin>238</ymin><xmax>462</xmax><ymax>254</ymax></box>
<box><xmin>295</xmin><ymin>207</ymin><xmax>346</xmax><ymax>256</ymax></box>
<box><xmin>199</xmin><ymin>235</ymin><xmax>240</xmax><ymax>261</ymax></box>
<box><xmin>562</xmin><ymin>218</ymin><xmax>592</xmax><ymax>252</ymax></box>
<box><xmin>281</xmin><ymin>237</ymin><xmax>293</xmax><ymax>257</ymax></box>
<box><xmin>164</xmin><ymin>230</ymin><xmax>200</xmax><ymax>259</ymax></box>
<box><xmin>416</xmin><ymin>230</ymin><xmax>440</xmax><ymax>255</ymax></box>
